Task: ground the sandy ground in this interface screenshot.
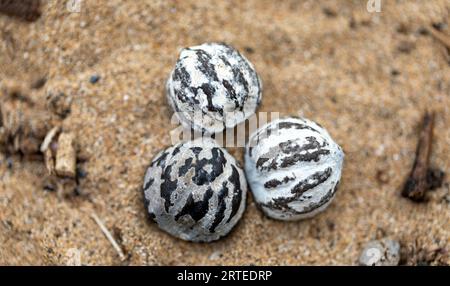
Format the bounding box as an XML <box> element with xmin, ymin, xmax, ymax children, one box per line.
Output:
<box><xmin>0</xmin><ymin>0</ymin><xmax>449</xmax><ymax>265</ymax></box>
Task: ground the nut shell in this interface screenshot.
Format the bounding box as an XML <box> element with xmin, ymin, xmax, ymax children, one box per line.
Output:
<box><xmin>245</xmin><ymin>117</ymin><xmax>344</xmax><ymax>221</ymax></box>
<box><xmin>143</xmin><ymin>138</ymin><xmax>247</xmax><ymax>242</ymax></box>
<box><xmin>166</xmin><ymin>42</ymin><xmax>262</xmax><ymax>133</ymax></box>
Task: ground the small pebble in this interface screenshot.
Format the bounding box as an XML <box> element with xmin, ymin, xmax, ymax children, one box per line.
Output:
<box><xmin>359</xmin><ymin>238</ymin><xmax>401</xmax><ymax>266</ymax></box>
<box><xmin>6</xmin><ymin>157</ymin><xmax>14</xmax><ymax>169</ymax></box>
<box><xmin>89</xmin><ymin>75</ymin><xmax>100</xmax><ymax>84</ymax></box>
<box><xmin>76</xmin><ymin>167</ymin><xmax>88</xmax><ymax>179</ymax></box>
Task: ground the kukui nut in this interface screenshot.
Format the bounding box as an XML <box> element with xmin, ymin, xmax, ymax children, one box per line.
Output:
<box><xmin>245</xmin><ymin>117</ymin><xmax>344</xmax><ymax>221</ymax></box>
<box><xmin>166</xmin><ymin>42</ymin><xmax>262</xmax><ymax>134</ymax></box>
<box><xmin>143</xmin><ymin>138</ymin><xmax>247</xmax><ymax>242</ymax></box>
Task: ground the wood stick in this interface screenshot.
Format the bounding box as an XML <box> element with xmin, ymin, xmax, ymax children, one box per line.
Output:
<box><xmin>90</xmin><ymin>212</ymin><xmax>126</xmax><ymax>261</ymax></box>
<box><xmin>402</xmin><ymin>111</ymin><xmax>435</xmax><ymax>201</ymax></box>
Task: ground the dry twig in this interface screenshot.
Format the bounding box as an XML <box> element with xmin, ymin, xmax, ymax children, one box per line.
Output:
<box><xmin>402</xmin><ymin>111</ymin><xmax>444</xmax><ymax>201</ymax></box>
<box><xmin>90</xmin><ymin>212</ymin><xmax>126</xmax><ymax>261</ymax></box>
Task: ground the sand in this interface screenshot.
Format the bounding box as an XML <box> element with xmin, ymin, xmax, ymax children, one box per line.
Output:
<box><xmin>0</xmin><ymin>0</ymin><xmax>449</xmax><ymax>265</ymax></box>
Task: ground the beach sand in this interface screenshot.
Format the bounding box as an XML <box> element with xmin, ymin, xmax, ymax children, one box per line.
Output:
<box><xmin>0</xmin><ymin>0</ymin><xmax>449</xmax><ymax>265</ymax></box>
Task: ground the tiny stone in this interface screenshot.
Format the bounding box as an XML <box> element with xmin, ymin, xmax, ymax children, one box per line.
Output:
<box><xmin>76</xmin><ymin>167</ymin><xmax>88</xmax><ymax>179</ymax></box>
<box><xmin>322</xmin><ymin>7</ymin><xmax>337</xmax><ymax>17</ymax></box>
<box><xmin>397</xmin><ymin>40</ymin><xmax>416</xmax><ymax>54</ymax></box>
<box><xmin>43</xmin><ymin>184</ymin><xmax>56</xmax><ymax>192</ymax></box>
<box><xmin>6</xmin><ymin>157</ymin><xmax>13</xmax><ymax>169</ymax></box>
<box><xmin>359</xmin><ymin>238</ymin><xmax>400</xmax><ymax>266</ymax></box>
<box><xmin>390</xmin><ymin>69</ymin><xmax>400</xmax><ymax>76</ymax></box>
<box><xmin>209</xmin><ymin>251</ymin><xmax>222</xmax><ymax>261</ymax></box>
<box><xmin>89</xmin><ymin>75</ymin><xmax>100</xmax><ymax>84</ymax></box>
<box><xmin>244</xmin><ymin>46</ymin><xmax>254</xmax><ymax>54</ymax></box>
<box><xmin>30</xmin><ymin>76</ymin><xmax>47</xmax><ymax>90</ymax></box>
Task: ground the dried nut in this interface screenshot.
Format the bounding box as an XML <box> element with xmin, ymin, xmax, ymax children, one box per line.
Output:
<box><xmin>359</xmin><ymin>238</ymin><xmax>401</xmax><ymax>266</ymax></box>
<box><xmin>166</xmin><ymin>42</ymin><xmax>262</xmax><ymax>133</ymax></box>
<box><xmin>143</xmin><ymin>138</ymin><xmax>247</xmax><ymax>242</ymax></box>
<box><xmin>245</xmin><ymin>117</ymin><xmax>345</xmax><ymax>221</ymax></box>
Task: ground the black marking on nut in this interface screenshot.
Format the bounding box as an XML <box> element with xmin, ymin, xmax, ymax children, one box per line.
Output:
<box><xmin>192</xmin><ymin>148</ymin><xmax>226</xmax><ymax>185</ymax></box>
<box><xmin>262</xmin><ymin>168</ymin><xmax>333</xmax><ymax>214</ymax></box>
<box><xmin>257</xmin><ymin>137</ymin><xmax>330</xmax><ymax>171</ymax></box>
<box><xmin>152</xmin><ymin>151</ymin><xmax>169</xmax><ymax>167</ymax></box>
<box><xmin>264</xmin><ymin>175</ymin><xmax>296</xmax><ymax>189</ymax></box>
<box><xmin>209</xmin><ymin>182</ymin><xmax>229</xmax><ymax>232</ymax></box>
<box><xmin>175</xmin><ymin>188</ymin><xmax>214</xmax><ymax>222</ymax></box>
<box><xmin>143</xmin><ymin>178</ymin><xmax>154</xmax><ymax>191</ymax></box>
<box><xmin>194</xmin><ymin>49</ymin><xmax>219</xmax><ymax>82</ymax></box>
<box><xmin>178</xmin><ymin>157</ymin><xmax>193</xmax><ymax>177</ymax></box>
<box><xmin>160</xmin><ymin>164</ymin><xmax>178</xmax><ymax>212</ymax></box>
<box><xmin>226</xmin><ymin>165</ymin><xmax>243</xmax><ymax>223</ymax></box>
<box><xmin>290</xmin><ymin>168</ymin><xmax>332</xmax><ymax>196</ymax></box>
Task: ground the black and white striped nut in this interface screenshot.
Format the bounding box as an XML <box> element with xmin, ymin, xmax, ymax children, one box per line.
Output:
<box><xmin>166</xmin><ymin>42</ymin><xmax>262</xmax><ymax>134</ymax></box>
<box><xmin>245</xmin><ymin>117</ymin><xmax>344</xmax><ymax>221</ymax></box>
<box><xmin>143</xmin><ymin>138</ymin><xmax>247</xmax><ymax>242</ymax></box>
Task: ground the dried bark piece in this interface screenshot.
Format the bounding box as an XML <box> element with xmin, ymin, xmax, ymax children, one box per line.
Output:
<box><xmin>0</xmin><ymin>0</ymin><xmax>41</xmax><ymax>22</ymax></box>
<box><xmin>55</xmin><ymin>132</ymin><xmax>76</xmax><ymax>178</ymax></box>
<box><xmin>402</xmin><ymin>112</ymin><xmax>443</xmax><ymax>202</ymax></box>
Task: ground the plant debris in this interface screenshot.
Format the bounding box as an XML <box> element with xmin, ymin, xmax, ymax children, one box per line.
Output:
<box><xmin>41</xmin><ymin>128</ymin><xmax>83</xmax><ymax>196</ymax></box>
<box><xmin>400</xmin><ymin>239</ymin><xmax>449</xmax><ymax>266</ymax></box>
<box><xmin>0</xmin><ymin>0</ymin><xmax>41</xmax><ymax>22</ymax></box>
<box><xmin>46</xmin><ymin>91</ymin><xmax>72</xmax><ymax>119</ymax></box>
<box><xmin>55</xmin><ymin>132</ymin><xmax>76</xmax><ymax>178</ymax></box>
<box><xmin>402</xmin><ymin>111</ymin><xmax>444</xmax><ymax>202</ymax></box>
<box><xmin>90</xmin><ymin>212</ymin><xmax>126</xmax><ymax>262</ymax></box>
<box><xmin>0</xmin><ymin>80</ymin><xmax>52</xmax><ymax>156</ymax></box>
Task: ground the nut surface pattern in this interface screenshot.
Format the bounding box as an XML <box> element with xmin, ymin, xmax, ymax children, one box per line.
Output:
<box><xmin>143</xmin><ymin>138</ymin><xmax>247</xmax><ymax>242</ymax></box>
<box><xmin>166</xmin><ymin>42</ymin><xmax>262</xmax><ymax>133</ymax></box>
<box><xmin>245</xmin><ymin>117</ymin><xmax>344</xmax><ymax>221</ymax></box>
